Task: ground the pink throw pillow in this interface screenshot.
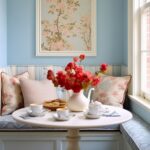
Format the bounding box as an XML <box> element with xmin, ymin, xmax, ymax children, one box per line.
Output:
<box><xmin>1</xmin><ymin>72</ymin><xmax>29</xmax><ymax>115</ymax></box>
<box><xmin>20</xmin><ymin>79</ymin><xmax>57</xmax><ymax>106</ymax></box>
<box><xmin>92</xmin><ymin>75</ymin><xmax>131</xmax><ymax>107</ymax></box>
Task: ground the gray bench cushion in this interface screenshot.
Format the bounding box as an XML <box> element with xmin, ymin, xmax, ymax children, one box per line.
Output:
<box><xmin>120</xmin><ymin>114</ymin><xmax>150</xmax><ymax>150</ymax></box>
<box><xmin>0</xmin><ymin>115</ymin><xmax>32</xmax><ymax>130</ymax></box>
<box><xmin>0</xmin><ymin>115</ymin><xmax>119</xmax><ymax>131</ymax></box>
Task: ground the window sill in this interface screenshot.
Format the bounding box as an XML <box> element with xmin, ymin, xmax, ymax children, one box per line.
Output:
<box><xmin>129</xmin><ymin>95</ymin><xmax>150</xmax><ymax>110</ymax></box>
<box><xmin>128</xmin><ymin>95</ymin><xmax>150</xmax><ymax>124</ymax></box>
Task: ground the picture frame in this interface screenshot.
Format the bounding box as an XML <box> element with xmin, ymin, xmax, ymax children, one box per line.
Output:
<box><xmin>36</xmin><ymin>0</ymin><xmax>96</xmax><ymax>56</ymax></box>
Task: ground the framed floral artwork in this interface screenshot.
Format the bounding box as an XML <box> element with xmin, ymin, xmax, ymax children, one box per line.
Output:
<box><xmin>36</xmin><ymin>0</ymin><xmax>96</xmax><ymax>56</ymax></box>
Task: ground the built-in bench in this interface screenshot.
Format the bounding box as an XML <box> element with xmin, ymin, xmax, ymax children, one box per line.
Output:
<box><xmin>0</xmin><ymin>65</ymin><xmax>149</xmax><ymax>150</ymax></box>
<box><xmin>121</xmin><ymin>114</ymin><xmax>150</xmax><ymax>150</ymax></box>
<box><xmin>0</xmin><ymin>113</ymin><xmax>150</xmax><ymax>150</ymax></box>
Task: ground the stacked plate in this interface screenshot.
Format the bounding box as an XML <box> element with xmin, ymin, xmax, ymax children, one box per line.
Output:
<box><xmin>43</xmin><ymin>99</ymin><xmax>67</xmax><ymax>111</ymax></box>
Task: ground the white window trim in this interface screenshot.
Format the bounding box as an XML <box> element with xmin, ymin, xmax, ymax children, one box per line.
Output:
<box><xmin>141</xmin><ymin>2</ymin><xmax>150</xmax><ymax>100</ymax></box>
<box><xmin>128</xmin><ymin>0</ymin><xmax>141</xmax><ymax>96</ymax></box>
<box><xmin>129</xmin><ymin>95</ymin><xmax>150</xmax><ymax>110</ymax></box>
<box><xmin>128</xmin><ymin>0</ymin><xmax>150</xmax><ymax>104</ymax></box>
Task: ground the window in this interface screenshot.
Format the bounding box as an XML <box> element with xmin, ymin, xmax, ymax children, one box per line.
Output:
<box><xmin>141</xmin><ymin>0</ymin><xmax>150</xmax><ymax>100</ymax></box>
<box><xmin>130</xmin><ymin>0</ymin><xmax>150</xmax><ymax>101</ymax></box>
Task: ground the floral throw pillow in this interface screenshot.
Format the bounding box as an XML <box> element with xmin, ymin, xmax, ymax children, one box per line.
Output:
<box><xmin>92</xmin><ymin>75</ymin><xmax>131</xmax><ymax>107</ymax></box>
<box><xmin>1</xmin><ymin>72</ymin><xmax>29</xmax><ymax>115</ymax></box>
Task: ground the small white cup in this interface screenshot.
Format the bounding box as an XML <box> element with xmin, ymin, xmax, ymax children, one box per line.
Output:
<box><xmin>56</xmin><ymin>108</ymin><xmax>69</xmax><ymax>119</ymax></box>
<box><xmin>29</xmin><ymin>104</ymin><xmax>43</xmax><ymax>115</ymax></box>
<box><xmin>88</xmin><ymin>101</ymin><xmax>102</xmax><ymax>116</ymax></box>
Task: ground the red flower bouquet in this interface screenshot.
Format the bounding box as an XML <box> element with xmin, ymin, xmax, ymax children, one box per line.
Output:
<box><xmin>47</xmin><ymin>54</ymin><xmax>108</xmax><ymax>93</ymax></box>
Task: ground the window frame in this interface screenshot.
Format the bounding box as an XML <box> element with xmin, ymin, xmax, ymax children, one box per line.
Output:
<box><xmin>140</xmin><ymin>2</ymin><xmax>150</xmax><ymax>100</ymax></box>
<box><xmin>128</xmin><ymin>0</ymin><xmax>150</xmax><ymax>101</ymax></box>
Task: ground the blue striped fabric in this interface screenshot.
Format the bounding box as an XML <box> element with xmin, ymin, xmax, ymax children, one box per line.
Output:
<box><xmin>121</xmin><ymin>114</ymin><xmax>150</xmax><ymax>150</ymax></box>
<box><xmin>6</xmin><ymin>65</ymin><xmax>127</xmax><ymax>79</ymax></box>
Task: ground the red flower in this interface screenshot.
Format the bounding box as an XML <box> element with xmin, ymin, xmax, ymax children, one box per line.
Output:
<box><xmin>52</xmin><ymin>79</ymin><xmax>59</xmax><ymax>87</ymax></box>
<box><xmin>100</xmin><ymin>63</ymin><xmax>108</xmax><ymax>72</ymax></box>
<box><xmin>72</xmin><ymin>82</ymin><xmax>82</xmax><ymax>93</ymax></box>
<box><xmin>74</xmin><ymin>66</ymin><xmax>83</xmax><ymax>73</ymax></box>
<box><xmin>56</xmin><ymin>71</ymin><xmax>66</xmax><ymax>87</ymax></box>
<box><xmin>92</xmin><ymin>76</ymin><xmax>101</xmax><ymax>86</ymax></box>
<box><xmin>65</xmin><ymin>62</ymin><xmax>76</xmax><ymax>72</ymax></box>
<box><xmin>75</xmin><ymin>71</ymin><xmax>83</xmax><ymax>79</ymax></box>
<box><xmin>73</xmin><ymin>57</ymin><xmax>79</xmax><ymax>62</ymax></box>
<box><xmin>47</xmin><ymin>70</ymin><xmax>54</xmax><ymax>80</ymax></box>
<box><xmin>65</xmin><ymin>78</ymin><xmax>73</xmax><ymax>90</ymax></box>
<box><xmin>79</xmin><ymin>54</ymin><xmax>85</xmax><ymax>61</ymax></box>
<box><xmin>47</xmin><ymin>54</ymin><xmax>107</xmax><ymax>93</ymax></box>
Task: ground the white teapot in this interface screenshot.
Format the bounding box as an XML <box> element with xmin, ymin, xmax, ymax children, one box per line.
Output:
<box><xmin>87</xmin><ymin>88</ymin><xmax>95</xmax><ymax>102</ymax></box>
<box><xmin>88</xmin><ymin>101</ymin><xmax>102</xmax><ymax>115</ymax></box>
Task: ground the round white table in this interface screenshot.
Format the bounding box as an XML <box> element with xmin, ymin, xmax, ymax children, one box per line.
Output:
<box><xmin>12</xmin><ymin>105</ymin><xmax>132</xmax><ymax>150</ymax></box>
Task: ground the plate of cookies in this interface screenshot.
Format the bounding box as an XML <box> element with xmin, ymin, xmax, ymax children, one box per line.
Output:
<box><xmin>43</xmin><ymin>99</ymin><xmax>67</xmax><ymax>111</ymax></box>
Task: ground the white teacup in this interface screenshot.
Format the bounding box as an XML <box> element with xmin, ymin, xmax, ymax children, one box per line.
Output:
<box><xmin>56</xmin><ymin>108</ymin><xmax>69</xmax><ymax>119</ymax></box>
<box><xmin>29</xmin><ymin>104</ymin><xmax>43</xmax><ymax>116</ymax></box>
<box><xmin>88</xmin><ymin>101</ymin><xmax>102</xmax><ymax>116</ymax></box>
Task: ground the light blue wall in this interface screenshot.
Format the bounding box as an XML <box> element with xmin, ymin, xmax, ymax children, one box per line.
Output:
<box><xmin>0</xmin><ymin>0</ymin><xmax>7</xmax><ymax>67</ymax></box>
<box><xmin>7</xmin><ymin>0</ymin><xmax>127</xmax><ymax>66</ymax></box>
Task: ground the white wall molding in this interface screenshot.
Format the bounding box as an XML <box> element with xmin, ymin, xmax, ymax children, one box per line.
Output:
<box><xmin>0</xmin><ymin>132</ymin><xmax>122</xmax><ymax>150</ymax></box>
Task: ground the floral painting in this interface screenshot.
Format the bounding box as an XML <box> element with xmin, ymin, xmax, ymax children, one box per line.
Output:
<box><xmin>36</xmin><ymin>0</ymin><xmax>96</xmax><ymax>56</ymax></box>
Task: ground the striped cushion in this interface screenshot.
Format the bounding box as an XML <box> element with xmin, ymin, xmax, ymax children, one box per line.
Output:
<box><xmin>121</xmin><ymin>114</ymin><xmax>150</xmax><ymax>150</ymax></box>
<box><xmin>7</xmin><ymin>65</ymin><xmax>125</xmax><ymax>80</ymax></box>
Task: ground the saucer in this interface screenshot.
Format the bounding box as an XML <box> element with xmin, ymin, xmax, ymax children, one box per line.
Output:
<box><xmin>85</xmin><ymin>113</ymin><xmax>100</xmax><ymax>119</ymax></box>
<box><xmin>101</xmin><ymin>110</ymin><xmax>120</xmax><ymax>117</ymax></box>
<box><xmin>53</xmin><ymin>113</ymin><xmax>70</xmax><ymax>121</ymax></box>
<box><xmin>27</xmin><ymin>109</ymin><xmax>45</xmax><ymax>117</ymax></box>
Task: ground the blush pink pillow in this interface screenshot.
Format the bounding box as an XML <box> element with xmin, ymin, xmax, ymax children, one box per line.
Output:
<box><xmin>1</xmin><ymin>72</ymin><xmax>29</xmax><ymax>115</ymax></box>
<box><xmin>92</xmin><ymin>75</ymin><xmax>131</xmax><ymax>107</ymax></box>
<box><xmin>20</xmin><ymin>79</ymin><xmax>57</xmax><ymax>106</ymax></box>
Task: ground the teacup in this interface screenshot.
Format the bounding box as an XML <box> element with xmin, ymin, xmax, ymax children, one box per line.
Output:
<box><xmin>29</xmin><ymin>104</ymin><xmax>43</xmax><ymax>116</ymax></box>
<box><xmin>88</xmin><ymin>101</ymin><xmax>102</xmax><ymax>116</ymax></box>
<box><xmin>56</xmin><ymin>108</ymin><xmax>69</xmax><ymax>119</ymax></box>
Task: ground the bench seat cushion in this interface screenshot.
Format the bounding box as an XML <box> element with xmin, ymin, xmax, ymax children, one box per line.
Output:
<box><xmin>120</xmin><ymin>114</ymin><xmax>150</xmax><ymax>150</ymax></box>
<box><xmin>0</xmin><ymin>115</ymin><xmax>119</xmax><ymax>131</ymax></box>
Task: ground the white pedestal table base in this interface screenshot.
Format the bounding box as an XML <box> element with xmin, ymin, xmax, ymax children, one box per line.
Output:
<box><xmin>67</xmin><ymin>129</ymin><xmax>80</xmax><ymax>150</ymax></box>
